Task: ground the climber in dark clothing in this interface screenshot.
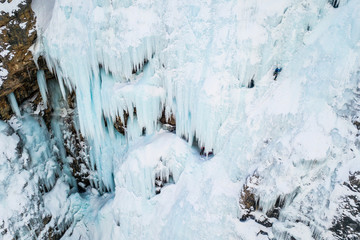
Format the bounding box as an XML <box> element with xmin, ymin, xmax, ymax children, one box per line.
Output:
<box><xmin>273</xmin><ymin>67</ymin><xmax>282</xmax><ymax>80</ymax></box>
<box><xmin>200</xmin><ymin>147</ymin><xmax>205</xmax><ymax>156</ymax></box>
<box><xmin>248</xmin><ymin>75</ymin><xmax>255</xmax><ymax>88</ymax></box>
<box><xmin>200</xmin><ymin>147</ymin><xmax>214</xmax><ymax>157</ymax></box>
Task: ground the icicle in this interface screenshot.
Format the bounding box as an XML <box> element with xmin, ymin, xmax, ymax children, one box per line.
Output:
<box><xmin>37</xmin><ymin>70</ymin><xmax>48</xmax><ymax>105</ymax></box>
<box><xmin>7</xmin><ymin>93</ymin><xmax>21</xmax><ymax>117</ymax></box>
<box><xmin>126</xmin><ymin>117</ymin><xmax>142</xmax><ymax>141</ymax></box>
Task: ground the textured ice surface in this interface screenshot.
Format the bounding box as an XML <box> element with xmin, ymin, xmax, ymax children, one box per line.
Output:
<box><xmin>4</xmin><ymin>0</ymin><xmax>358</xmax><ymax>239</ymax></box>
<box><xmin>0</xmin><ymin>114</ymin><xmax>62</xmax><ymax>239</ymax></box>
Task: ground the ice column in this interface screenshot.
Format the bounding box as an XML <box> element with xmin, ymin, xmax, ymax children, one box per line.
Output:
<box><xmin>37</xmin><ymin>70</ymin><xmax>48</xmax><ymax>105</ymax></box>
<box><xmin>7</xmin><ymin>93</ymin><xmax>21</xmax><ymax>117</ymax></box>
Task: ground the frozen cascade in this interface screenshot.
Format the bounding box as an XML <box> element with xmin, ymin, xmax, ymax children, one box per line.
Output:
<box><xmin>16</xmin><ymin>113</ymin><xmax>60</xmax><ymax>191</ymax></box>
<box><xmin>0</xmin><ymin>114</ymin><xmax>89</xmax><ymax>239</ymax></box>
<box><xmin>37</xmin><ymin>70</ymin><xmax>48</xmax><ymax>105</ymax></box>
<box><xmin>32</xmin><ymin>0</ymin><xmax>338</xmax><ymax>189</ymax></box>
<box><xmin>7</xmin><ymin>93</ymin><xmax>21</xmax><ymax>117</ymax></box>
<box><xmin>21</xmin><ymin>0</ymin><xmax>360</xmax><ymax>239</ymax></box>
<box><xmin>47</xmin><ymin>79</ymin><xmax>78</xmax><ymax>189</ymax></box>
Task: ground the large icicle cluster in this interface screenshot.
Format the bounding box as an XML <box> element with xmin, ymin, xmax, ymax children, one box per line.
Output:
<box><xmin>32</xmin><ymin>0</ymin><xmax>336</xmax><ymax>189</ymax></box>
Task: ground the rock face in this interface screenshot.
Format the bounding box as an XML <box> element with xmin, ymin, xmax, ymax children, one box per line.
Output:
<box><xmin>113</xmin><ymin>108</ymin><xmax>176</xmax><ymax>135</ymax></box>
<box><xmin>0</xmin><ymin>2</ymin><xmax>89</xmax><ymax>239</ymax></box>
<box><xmin>0</xmin><ymin>0</ymin><xmax>36</xmax><ymax>92</ymax></box>
<box><xmin>331</xmin><ymin>172</ymin><xmax>360</xmax><ymax>239</ymax></box>
<box><xmin>114</xmin><ymin>111</ymin><xmax>130</xmax><ymax>135</ymax></box>
<box><xmin>0</xmin><ymin>0</ymin><xmax>52</xmax><ymax>120</ymax></box>
<box><xmin>239</xmin><ymin>174</ymin><xmax>293</xmax><ymax>238</ymax></box>
<box><xmin>239</xmin><ymin>175</ymin><xmax>276</xmax><ymax>228</ymax></box>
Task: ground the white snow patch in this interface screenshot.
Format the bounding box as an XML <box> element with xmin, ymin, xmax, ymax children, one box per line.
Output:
<box><xmin>0</xmin><ymin>0</ymin><xmax>25</xmax><ymax>16</ymax></box>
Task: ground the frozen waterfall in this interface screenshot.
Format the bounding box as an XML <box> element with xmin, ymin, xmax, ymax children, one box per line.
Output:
<box><xmin>1</xmin><ymin>0</ymin><xmax>359</xmax><ymax>239</ymax></box>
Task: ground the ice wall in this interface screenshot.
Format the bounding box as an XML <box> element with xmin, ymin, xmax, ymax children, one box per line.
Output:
<box><xmin>32</xmin><ymin>0</ymin><xmax>336</xmax><ymax>188</ymax></box>
<box><xmin>29</xmin><ymin>0</ymin><xmax>360</xmax><ymax>239</ymax></box>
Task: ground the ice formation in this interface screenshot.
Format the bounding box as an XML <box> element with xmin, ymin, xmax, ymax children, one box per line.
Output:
<box><xmin>7</xmin><ymin>93</ymin><xmax>21</xmax><ymax>117</ymax></box>
<box><xmin>1</xmin><ymin>0</ymin><xmax>360</xmax><ymax>239</ymax></box>
<box><xmin>37</xmin><ymin>70</ymin><xmax>48</xmax><ymax>105</ymax></box>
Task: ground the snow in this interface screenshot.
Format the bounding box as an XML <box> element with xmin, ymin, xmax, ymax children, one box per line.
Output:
<box><xmin>0</xmin><ymin>114</ymin><xmax>65</xmax><ymax>239</ymax></box>
<box><xmin>0</xmin><ymin>66</ymin><xmax>8</xmax><ymax>86</ymax></box>
<box><xmin>116</xmin><ymin>132</ymin><xmax>189</xmax><ymax>198</ymax></box>
<box><xmin>0</xmin><ymin>0</ymin><xmax>26</xmax><ymax>16</ymax></box>
<box><xmin>44</xmin><ymin>181</ymin><xmax>70</xmax><ymax>219</ymax></box>
<box><xmin>31</xmin><ymin>0</ymin><xmax>55</xmax><ymax>32</ymax></box>
<box><xmin>19</xmin><ymin>22</ymin><xmax>27</xmax><ymax>29</ymax></box>
<box><xmin>0</xmin><ymin>50</ymin><xmax>10</xmax><ymax>58</ymax></box>
<box><xmin>0</xmin><ymin>121</ymin><xmax>19</xmax><ymax>166</ymax></box>
<box><xmin>293</xmin><ymin>124</ymin><xmax>331</xmax><ymax>160</ymax></box>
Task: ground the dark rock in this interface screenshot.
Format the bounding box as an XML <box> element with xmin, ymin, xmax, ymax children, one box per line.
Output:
<box><xmin>329</xmin><ymin>0</ymin><xmax>340</xmax><ymax>8</ymax></box>
<box><xmin>257</xmin><ymin>230</ymin><xmax>269</xmax><ymax>236</ymax></box>
<box><xmin>255</xmin><ymin>217</ymin><xmax>273</xmax><ymax>228</ymax></box>
<box><xmin>113</xmin><ymin>107</ymin><xmax>175</xmax><ymax>135</ymax></box>
<box><xmin>353</xmin><ymin>121</ymin><xmax>360</xmax><ymax>130</ymax></box>
<box><xmin>0</xmin><ymin>97</ymin><xmax>12</xmax><ymax>119</ymax></box>
<box><xmin>132</xmin><ymin>58</ymin><xmax>148</xmax><ymax>74</ymax></box>
<box><xmin>0</xmin><ymin>0</ymin><xmax>54</xmax><ymax>120</ymax></box>
<box><xmin>240</xmin><ymin>183</ymin><xmax>257</xmax><ymax>211</ymax></box>
<box><xmin>114</xmin><ymin>110</ymin><xmax>130</xmax><ymax>135</ymax></box>
<box><xmin>239</xmin><ymin>174</ymin><xmax>260</xmax><ymax>212</ymax></box>
<box><xmin>0</xmin><ymin>0</ymin><xmax>37</xmax><ymax>97</ymax></box>
<box><xmin>330</xmin><ymin>172</ymin><xmax>360</xmax><ymax>239</ymax></box>
<box><xmin>159</xmin><ymin>109</ymin><xmax>176</xmax><ymax>126</ymax></box>
<box><xmin>60</xmin><ymin>90</ymin><xmax>93</xmax><ymax>193</ymax></box>
<box><xmin>266</xmin><ymin>196</ymin><xmax>285</xmax><ymax>219</ymax></box>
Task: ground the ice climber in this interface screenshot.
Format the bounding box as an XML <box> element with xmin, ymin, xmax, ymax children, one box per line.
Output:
<box><xmin>273</xmin><ymin>67</ymin><xmax>282</xmax><ymax>80</ymax></box>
